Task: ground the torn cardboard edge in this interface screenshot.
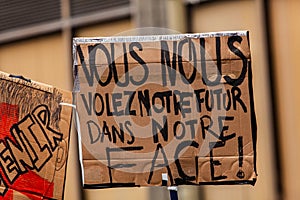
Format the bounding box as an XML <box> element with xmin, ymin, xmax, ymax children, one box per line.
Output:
<box><xmin>0</xmin><ymin>71</ymin><xmax>53</xmax><ymax>94</ymax></box>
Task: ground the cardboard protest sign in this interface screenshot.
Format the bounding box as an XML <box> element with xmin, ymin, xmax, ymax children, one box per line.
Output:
<box><xmin>73</xmin><ymin>31</ymin><xmax>257</xmax><ymax>188</ymax></box>
<box><xmin>0</xmin><ymin>71</ymin><xmax>72</xmax><ymax>199</ymax></box>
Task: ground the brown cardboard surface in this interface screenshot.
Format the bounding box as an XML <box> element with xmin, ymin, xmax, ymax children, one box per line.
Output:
<box><xmin>0</xmin><ymin>71</ymin><xmax>72</xmax><ymax>199</ymax></box>
<box><xmin>73</xmin><ymin>31</ymin><xmax>257</xmax><ymax>188</ymax></box>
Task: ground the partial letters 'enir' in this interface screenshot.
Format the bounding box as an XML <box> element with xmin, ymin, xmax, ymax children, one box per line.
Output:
<box><xmin>0</xmin><ymin>71</ymin><xmax>72</xmax><ymax>200</ymax></box>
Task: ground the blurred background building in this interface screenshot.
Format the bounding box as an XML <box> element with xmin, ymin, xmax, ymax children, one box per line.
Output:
<box><xmin>0</xmin><ymin>0</ymin><xmax>299</xmax><ymax>199</ymax></box>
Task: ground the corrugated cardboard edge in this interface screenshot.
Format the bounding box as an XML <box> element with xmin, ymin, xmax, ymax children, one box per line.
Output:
<box><xmin>59</xmin><ymin>94</ymin><xmax>73</xmax><ymax>200</ymax></box>
<box><xmin>0</xmin><ymin>71</ymin><xmax>53</xmax><ymax>94</ymax></box>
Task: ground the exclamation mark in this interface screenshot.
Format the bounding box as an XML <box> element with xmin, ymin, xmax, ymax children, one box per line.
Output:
<box><xmin>236</xmin><ymin>136</ymin><xmax>245</xmax><ymax>179</ymax></box>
